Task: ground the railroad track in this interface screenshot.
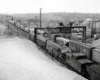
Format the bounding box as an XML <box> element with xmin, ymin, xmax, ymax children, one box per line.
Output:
<box><xmin>0</xmin><ymin>20</ymin><xmax>30</xmax><ymax>39</ymax></box>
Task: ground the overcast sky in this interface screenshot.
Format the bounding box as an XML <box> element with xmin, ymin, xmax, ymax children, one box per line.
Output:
<box><xmin>0</xmin><ymin>0</ymin><xmax>100</xmax><ymax>14</ymax></box>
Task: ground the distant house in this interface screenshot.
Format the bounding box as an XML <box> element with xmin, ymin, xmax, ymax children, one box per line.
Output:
<box><xmin>92</xmin><ymin>20</ymin><xmax>100</xmax><ymax>33</ymax></box>
<box><xmin>81</xmin><ymin>18</ymin><xmax>92</xmax><ymax>28</ymax></box>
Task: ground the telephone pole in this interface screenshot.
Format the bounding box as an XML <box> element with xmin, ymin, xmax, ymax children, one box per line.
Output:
<box><xmin>40</xmin><ymin>8</ymin><xmax>42</xmax><ymax>28</ymax></box>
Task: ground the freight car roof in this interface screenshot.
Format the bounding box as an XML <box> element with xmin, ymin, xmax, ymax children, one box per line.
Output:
<box><xmin>77</xmin><ymin>59</ymin><xmax>93</xmax><ymax>64</ymax></box>
<box><xmin>72</xmin><ymin>53</ymin><xmax>85</xmax><ymax>57</ymax></box>
<box><xmin>61</xmin><ymin>47</ymin><xmax>70</xmax><ymax>53</ymax></box>
<box><xmin>93</xmin><ymin>49</ymin><xmax>100</xmax><ymax>52</ymax></box>
<box><xmin>72</xmin><ymin>53</ymin><xmax>86</xmax><ymax>59</ymax></box>
<box><xmin>64</xmin><ymin>53</ymin><xmax>73</xmax><ymax>57</ymax></box>
<box><xmin>70</xmin><ymin>40</ymin><xmax>92</xmax><ymax>48</ymax></box>
<box><xmin>46</xmin><ymin>40</ymin><xmax>62</xmax><ymax>50</ymax></box>
<box><xmin>37</xmin><ymin>35</ymin><xmax>49</xmax><ymax>42</ymax></box>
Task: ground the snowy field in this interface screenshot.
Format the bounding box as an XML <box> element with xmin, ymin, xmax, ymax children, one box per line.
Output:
<box><xmin>0</xmin><ymin>37</ymin><xmax>88</xmax><ymax>80</ymax></box>
<box><xmin>0</xmin><ymin>23</ymin><xmax>7</xmax><ymax>36</ymax></box>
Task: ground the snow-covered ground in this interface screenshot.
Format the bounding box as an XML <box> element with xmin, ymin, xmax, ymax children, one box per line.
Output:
<box><xmin>0</xmin><ymin>37</ymin><xmax>87</xmax><ymax>80</ymax></box>
<box><xmin>0</xmin><ymin>23</ymin><xmax>7</xmax><ymax>36</ymax></box>
<box><xmin>0</xmin><ymin>23</ymin><xmax>13</xmax><ymax>37</ymax></box>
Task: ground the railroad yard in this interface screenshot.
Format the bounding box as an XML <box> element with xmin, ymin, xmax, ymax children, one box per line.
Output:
<box><xmin>0</xmin><ymin>15</ymin><xmax>100</xmax><ymax>80</ymax></box>
<box><xmin>0</xmin><ymin>0</ymin><xmax>100</xmax><ymax>80</ymax></box>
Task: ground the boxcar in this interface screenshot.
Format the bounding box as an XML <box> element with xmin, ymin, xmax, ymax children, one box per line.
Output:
<box><xmin>69</xmin><ymin>40</ymin><xmax>81</xmax><ymax>52</ymax></box>
<box><xmin>92</xmin><ymin>49</ymin><xmax>100</xmax><ymax>63</ymax></box>
<box><xmin>86</xmin><ymin>64</ymin><xmax>100</xmax><ymax>80</ymax></box>
<box><xmin>79</xmin><ymin>43</ymin><xmax>94</xmax><ymax>59</ymax></box>
<box><xmin>69</xmin><ymin>40</ymin><xmax>94</xmax><ymax>59</ymax></box>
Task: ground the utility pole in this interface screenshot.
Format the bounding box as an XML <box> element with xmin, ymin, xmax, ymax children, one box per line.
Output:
<box><xmin>40</xmin><ymin>8</ymin><xmax>42</xmax><ymax>28</ymax></box>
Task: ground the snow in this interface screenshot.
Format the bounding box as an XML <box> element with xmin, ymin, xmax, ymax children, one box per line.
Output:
<box><xmin>0</xmin><ymin>37</ymin><xmax>87</xmax><ymax>80</ymax></box>
<box><xmin>0</xmin><ymin>23</ymin><xmax>7</xmax><ymax>36</ymax></box>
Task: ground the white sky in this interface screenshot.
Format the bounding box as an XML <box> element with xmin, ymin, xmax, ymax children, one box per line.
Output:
<box><xmin>0</xmin><ymin>0</ymin><xmax>100</xmax><ymax>14</ymax></box>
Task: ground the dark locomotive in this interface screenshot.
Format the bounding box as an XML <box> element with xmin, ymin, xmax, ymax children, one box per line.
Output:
<box><xmin>6</xmin><ymin>20</ymin><xmax>100</xmax><ymax>80</ymax></box>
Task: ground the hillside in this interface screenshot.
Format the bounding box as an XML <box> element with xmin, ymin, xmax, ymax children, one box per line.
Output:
<box><xmin>12</xmin><ymin>12</ymin><xmax>100</xmax><ymax>22</ymax></box>
<box><xmin>0</xmin><ymin>37</ymin><xmax>87</xmax><ymax>80</ymax></box>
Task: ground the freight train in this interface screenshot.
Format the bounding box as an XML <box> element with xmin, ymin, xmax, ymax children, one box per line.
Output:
<box><xmin>4</xmin><ymin>19</ymin><xmax>100</xmax><ymax>80</ymax></box>
<box><xmin>36</xmin><ymin>34</ymin><xmax>100</xmax><ymax>80</ymax></box>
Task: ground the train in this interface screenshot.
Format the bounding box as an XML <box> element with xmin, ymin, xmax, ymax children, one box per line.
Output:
<box><xmin>5</xmin><ymin>19</ymin><xmax>100</xmax><ymax>80</ymax></box>
<box><xmin>36</xmin><ymin>34</ymin><xmax>100</xmax><ymax>80</ymax></box>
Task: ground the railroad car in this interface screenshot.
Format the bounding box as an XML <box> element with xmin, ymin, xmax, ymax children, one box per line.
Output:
<box><xmin>46</xmin><ymin>40</ymin><xmax>70</xmax><ymax>58</ymax></box>
<box><xmin>29</xmin><ymin>28</ymin><xmax>34</xmax><ymax>32</ymax></box>
<box><xmin>37</xmin><ymin>35</ymin><xmax>49</xmax><ymax>49</ymax></box>
<box><xmin>25</xmin><ymin>27</ymin><xmax>30</xmax><ymax>32</ymax></box>
<box><xmin>69</xmin><ymin>40</ymin><xmax>94</xmax><ymax>59</ymax></box>
<box><xmin>62</xmin><ymin>52</ymin><xmax>93</xmax><ymax>76</ymax></box>
<box><xmin>92</xmin><ymin>49</ymin><xmax>100</xmax><ymax>63</ymax></box>
<box><xmin>20</xmin><ymin>25</ymin><xmax>25</xmax><ymax>30</ymax></box>
<box><xmin>86</xmin><ymin>64</ymin><xmax>100</xmax><ymax>80</ymax></box>
<box><xmin>46</xmin><ymin>40</ymin><xmax>62</xmax><ymax>54</ymax></box>
<box><xmin>79</xmin><ymin>43</ymin><xmax>94</xmax><ymax>59</ymax></box>
<box><xmin>43</xmin><ymin>33</ymin><xmax>51</xmax><ymax>38</ymax></box>
<box><xmin>29</xmin><ymin>32</ymin><xmax>34</xmax><ymax>41</ymax></box>
<box><xmin>56</xmin><ymin>37</ymin><xmax>70</xmax><ymax>47</ymax></box>
<box><xmin>69</xmin><ymin>40</ymin><xmax>81</xmax><ymax>52</ymax></box>
<box><xmin>9</xmin><ymin>20</ymin><xmax>15</xmax><ymax>24</ymax></box>
<box><xmin>33</xmin><ymin>28</ymin><xmax>100</xmax><ymax>80</ymax></box>
<box><xmin>53</xmin><ymin>46</ymin><xmax>70</xmax><ymax>59</ymax></box>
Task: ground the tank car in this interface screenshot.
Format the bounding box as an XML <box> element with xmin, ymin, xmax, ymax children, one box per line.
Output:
<box><xmin>56</xmin><ymin>37</ymin><xmax>70</xmax><ymax>47</ymax></box>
